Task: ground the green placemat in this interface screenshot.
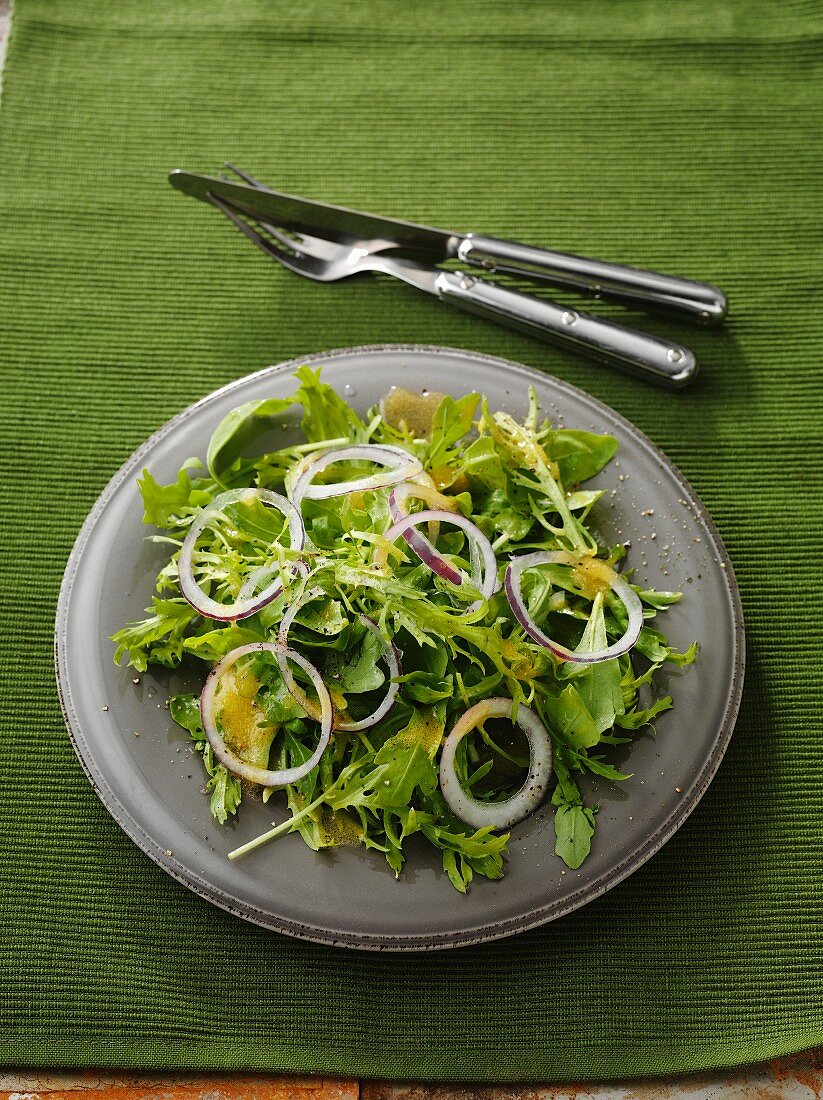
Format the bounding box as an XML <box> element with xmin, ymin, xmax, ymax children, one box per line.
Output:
<box><xmin>1</xmin><ymin>0</ymin><xmax>821</xmax><ymax>1081</ymax></box>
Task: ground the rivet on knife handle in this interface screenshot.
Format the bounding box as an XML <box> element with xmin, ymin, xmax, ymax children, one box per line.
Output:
<box><xmin>435</xmin><ymin>271</ymin><xmax>697</xmax><ymax>388</ymax></box>
<box><xmin>457</xmin><ymin>236</ymin><xmax>727</xmax><ymax>326</ymax></box>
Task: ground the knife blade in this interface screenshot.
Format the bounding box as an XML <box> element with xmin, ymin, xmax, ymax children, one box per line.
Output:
<box><xmin>169</xmin><ymin>170</ymin><xmax>460</xmax><ymax>259</ymax></box>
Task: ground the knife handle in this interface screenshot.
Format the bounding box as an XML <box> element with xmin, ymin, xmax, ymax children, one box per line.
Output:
<box><xmin>435</xmin><ymin>271</ymin><xmax>697</xmax><ymax>388</ymax></box>
<box><xmin>457</xmin><ymin>235</ymin><xmax>727</xmax><ymax>326</ymax></box>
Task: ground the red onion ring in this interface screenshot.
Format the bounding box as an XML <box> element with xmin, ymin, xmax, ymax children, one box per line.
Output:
<box><xmin>290</xmin><ymin>444</ymin><xmax>422</xmax><ymax>505</ymax></box>
<box><xmin>393</xmin><ymin>472</ymin><xmax>445</xmax><ymax>541</ymax></box>
<box><xmin>199</xmin><ymin>642</ymin><xmax>332</xmax><ymax>787</ymax></box>
<box><xmin>277</xmin><ymin>588</ymin><xmax>401</xmax><ymax>731</ymax></box>
<box><xmin>388</xmin><ymin>479</ymin><xmax>460</xmax><ymax>577</ymax></box>
<box><xmin>505</xmin><ymin>550</ymin><xmax>643</xmax><ymax>663</ymax></box>
<box><xmin>439</xmin><ymin>698</ymin><xmax>552</xmax><ymax>830</ymax></box>
<box><xmin>376</xmin><ymin>509</ymin><xmax>497</xmax><ymax>611</ymax></box>
<box><xmin>178</xmin><ymin>488</ymin><xmax>305</xmax><ymax>622</ymax></box>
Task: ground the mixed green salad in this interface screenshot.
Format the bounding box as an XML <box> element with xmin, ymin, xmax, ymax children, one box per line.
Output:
<box><xmin>112</xmin><ymin>368</ymin><xmax>696</xmax><ymax>892</ymax></box>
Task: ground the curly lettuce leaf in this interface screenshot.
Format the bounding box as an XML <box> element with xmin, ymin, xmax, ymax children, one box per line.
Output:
<box><xmin>138</xmin><ymin>465</ymin><xmax>217</xmax><ymax>530</ymax></box>
<box><xmin>293</xmin><ymin>364</ymin><xmax>369</xmax><ymax>443</ymax></box>
<box><xmin>112</xmin><ymin>598</ymin><xmax>197</xmax><ymax>672</ymax></box>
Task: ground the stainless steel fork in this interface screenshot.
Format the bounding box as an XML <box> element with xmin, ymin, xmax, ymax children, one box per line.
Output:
<box><xmin>209</xmin><ymin>170</ymin><xmax>698</xmax><ymax>388</ymax></box>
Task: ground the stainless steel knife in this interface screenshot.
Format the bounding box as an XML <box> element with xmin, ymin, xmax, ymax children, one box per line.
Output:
<box><xmin>169</xmin><ymin>169</ymin><xmax>727</xmax><ymax>325</ymax></box>
<box><xmin>174</xmin><ymin>172</ymin><xmax>700</xmax><ymax>387</ymax></box>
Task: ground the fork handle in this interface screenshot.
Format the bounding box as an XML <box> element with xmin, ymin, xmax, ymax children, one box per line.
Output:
<box><xmin>457</xmin><ymin>235</ymin><xmax>727</xmax><ymax>326</ymax></box>
<box><xmin>435</xmin><ymin>271</ymin><xmax>697</xmax><ymax>388</ymax></box>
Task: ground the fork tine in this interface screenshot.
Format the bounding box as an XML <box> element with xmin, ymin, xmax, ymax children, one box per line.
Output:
<box><xmin>257</xmin><ymin>222</ymin><xmax>307</xmax><ymax>252</ymax></box>
<box><xmin>224</xmin><ymin>163</ymin><xmax>268</xmax><ymax>190</ymax></box>
<box><xmin>207</xmin><ymin>193</ymin><xmax>304</xmax><ymax>270</ymax></box>
<box><xmin>221</xmin><ymin>166</ymin><xmax>309</xmax><ymax>251</ymax></box>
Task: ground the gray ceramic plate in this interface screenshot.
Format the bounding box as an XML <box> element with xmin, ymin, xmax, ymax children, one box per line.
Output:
<box><xmin>55</xmin><ymin>345</ymin><xmax>744</xmax><ymax>951</ymax></box>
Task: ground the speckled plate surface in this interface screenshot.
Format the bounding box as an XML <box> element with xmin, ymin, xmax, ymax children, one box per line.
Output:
<box><xmin>55</xmin><ymin>345</ymin><xmax>744</xmax><ymax>951</ymax></box>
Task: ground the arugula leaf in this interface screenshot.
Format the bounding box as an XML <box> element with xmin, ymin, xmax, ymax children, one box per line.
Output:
<box><xmin>551</xmin><ymin>751</ymin><xmax>581</xmax><ymax>803</ymax></box>
<box><xmin>325</xmin><ymin>628</ymin><xmax>386</xmax><ymax>694</ymax></box>
<box><xmin>460</xmin><ymin>436</ymin><xmax>507</xmax><ymax>491</ymax></box>
<box><xmin>442</xmin><ymin>848</ymin><xmax>472</xmax><ymax>892</ymax></box>
<box><xmin>567</xmin><ymin>595</ymin><xmax>624</xmax><ymax>734</ymax></box>
<box><xmin>382</xmin><ymin>810</ymin><xmax>406</xmax><ymax>875</ymax></box>
<box><xmin>207</xmin><ymin>398</ymin><xmax>296</xmax><ymax>486</ymax></box>
<box><xmin>369</xmin><ymin>708</ymin><xmax>442</xmax><ymax>807</ymax></box>
<box><xmin>255</xmin><ymin>667</ymin><xmax>308</xmax><ymax>728</ymax></box>
<box><xmin>169</xmin><ymin>693</ymin><xmax>202</xmax><ymax>736</ymax></box>
<box><xmin>394</xmin><ymin>670</ymin><xmax>454</xmax><ymax>704</ymax></box>
<box><xmin>615</xmin><ymin>695</ymin><xmax>673</xmax><ymax>730</ymax></box>
<box><xmin>541</xmin><ymin>685</ymin><xmax>601</xmax><ymax>750</ymax></box>
<box><xmin>420</xmin><ymin>817</ymin><xmax>508</xmax><ymax>891</ymax></box>
<box><xmin>327</xmin><ymin>708</ymin><xmax>443</xmax><ymax>814</ymax></box>
<box><xmin>549</xmin><ymin>751</ymin><xmax>596</xmax><ymax>869</ymax></box>
<box><xmin>553</xmin><ymin>802</ymin><xmax>596</xmax><ymax>869</ymax></box>
<box><xmin>477</xmin><ymin>489</ymin><xmax>533</xmax><ymax>544</ymax></box>
<box><xmin>279</xmin><ymin>732</ymin><xmax>364</xmax><ymax>852</ymax></box>
<box><xmin>382</xmin><ymin>802</ymin><xmax>508</xmax><ymax>888</ymax></box>
<box><xmin>571</xmin><ymin>752</ymin><xmax>632</xmax><ymax>781</ymax></box>
<box><xmin>544</xmin><ymin>428</ymin><xmax>618</xmax><ymax>485</ymax></box>
<box><xmin>427</xmin><ymin>393</ymin><xmax>479</xmax><ymax>468</ymax></box>
<box><xmin>292</xmin><ymin>596</ymin><xmax>348</xmax><ymax>637</ymax></box>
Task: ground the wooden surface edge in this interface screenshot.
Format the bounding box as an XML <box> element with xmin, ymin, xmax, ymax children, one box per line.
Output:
<box><xmin>1</xmin><ymin>1051</ymin><xmax>822</xmax><ymax>1100</ymax></box>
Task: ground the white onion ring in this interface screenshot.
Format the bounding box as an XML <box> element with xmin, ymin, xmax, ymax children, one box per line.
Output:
<box><xmin>439</xmin><ymin>698</ymin><xmax>552</xmax><ymax>830</ymax></box>
<box><xmin>290</xmin><ymin>444</ymin><xmax>422</xmax><ymax>505</ymax></box>
<box><xmin>277</xmin><ymin>588</ymin><xmax>401</xmax><ymax>731</ymax></box>
<box><xmin>505</xmin><ymin>550</ymin><xmax>643</xmax><ymax>663</ymax></box>
<box><xmin>376</xmin><ymin>509</ymin><xmax>497</xmax><ymax>612</ymax></box>
<box><xmin>199</xmin><ymin>642</ymin><xmax>332</xmax><ymax>787</ymax></box>
<box><xmin>178</xmin><ymin>488</ymin><xmax>305</xmax><ymax>621</ymax></box>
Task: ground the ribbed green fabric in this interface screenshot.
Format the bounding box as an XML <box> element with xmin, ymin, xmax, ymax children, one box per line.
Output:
<box><xmin>1</xmin><ymin>0</ymin><xmax>821</xmax><ymax>1081</ymax></box>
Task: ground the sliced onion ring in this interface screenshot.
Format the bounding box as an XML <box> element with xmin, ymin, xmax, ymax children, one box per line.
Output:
<box><xmin>179</xmin><ymin>488</ymin><xmax>305</xmax><ymax>622</ymax></box>
<box><xmin>200</xmin><ymin>642</ymin><xmax>332</xmax><ymax>788</ymax></box>
<box><xmin>388</xmin><ymin>477</ymin><xmax>460</xmax><ymax>565</ymax></box>
<box><xmin>277</xmin><ymin>588</ymin><xmax>401</xmax><ymax>731</ymax></box>
<box><xmin>439</xmin><ymin>698</ymin><xmax>552</xmax><ymax>830</ymax></box>
<box><xmin>375</xmin><ymin>509</ymin><xmax>497</xmax><ymax>611</ymax></box>
<box><xmin>290</xmin><ymin>444</ymin><xmax>422</xmax><ymax>505</ymax></box>
<box><xmin>505</xmin><ymin>550</ymin><xmax>643</xmax><ymax>663</ymax></box>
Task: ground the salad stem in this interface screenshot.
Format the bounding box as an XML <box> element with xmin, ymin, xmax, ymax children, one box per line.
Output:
<box><xmin>228</xmin><ymin>790</ymin><xmax>327</xmax><ymax>859</ymax></box>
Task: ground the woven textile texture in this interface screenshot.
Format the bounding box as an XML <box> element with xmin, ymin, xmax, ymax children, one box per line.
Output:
<box><xmin>0</xmin><ymin>0</ymin><xmax>821</xmax><ymax>1081</ymax></box>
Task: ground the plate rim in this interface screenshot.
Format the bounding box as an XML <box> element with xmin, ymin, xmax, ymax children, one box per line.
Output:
<box><xmin>55</xmin><ymin>343</ymin><xmax>745</xmax><ymax>951</ymax></box>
